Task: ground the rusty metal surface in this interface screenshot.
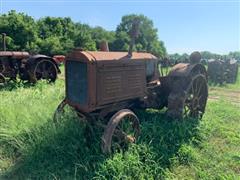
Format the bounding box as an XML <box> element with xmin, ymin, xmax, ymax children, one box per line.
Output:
<box><xmin>66</xmin><ymin>50</ymin><xmax>157</xmax><ymax>62</ymax></box>
<box><xmin>168</xmin><ymin>63</ymin><xmax>207</xmax><ymax>78</ymax></box>
<box><xmin>0</xmin><ymin>33</ymin><xmax>59</xmax><ymax>84</ymax></box>
<box><xmin>65</xmin><ymin>49</ymin><xmax>157</xmax><ymax>113</ymax></box>
<box><xmin>166</xmin><ymin>58</ymin><xmax>208</xmax><ymax>119</ymax></box>
<box><xmin>169</xmin><ymin>51</ymin><xmax>205</xmax><ymax>78</ymax></box>
<box><xmin>53</xmin><ymin>55</ymin><xmax>66</xmax><ymax>64</ymax></box>
<box><xmin>167</xmin><ymin>74</ymin><xmax>208</xmax><ymax>119</ymax></box>
<box><xmin>168</xmin><ymin>63</ymin><xmax>189</xmax><ymax>76</ymax></box>
<box><xmin>64</xmin><ymin>50</ymin><xmax>208</xmax><ymax>118</ymax></box>
<box><xmin>189</xmin><ymin>51</ymin><xmax>201</xmax><ymax>64</ymax></box>
<box><xmin>96</xmin><ymin>60</ymin><xmax>146</xmax><ymax>106</ymax></box>
<box><xmin>65</xmin><ymin>59</ymin><xmax>147</xmax><ymax>113</ymax></box>
<box><xmin>57</xmin><ymin>49</ymin><xmax>210</xmax><ymax>154</ymax></box>
<box><xmin>0</xmin><ymin>51</ymin><xmax>58</xmax><ymax>83</ymax></box>
<box><xmin>101</xmin><ymin>109</ymin><xmax>140</xmax><ymax>154</ymax></box>
<box><xmin>0</xmin><ymin>51</ymin><xmax>30</xmax><ymax>58</ymax></box>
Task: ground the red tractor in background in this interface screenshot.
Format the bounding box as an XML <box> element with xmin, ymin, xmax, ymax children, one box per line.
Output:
<box><xmin>53</xmin><ymin>55</ymin><xmax>66</xmax><ymax>65</ymax></box>
<box><xmin>0</xmin><ymin>33</ymin><xmax>60</xmax><ymax>84</ymax></box>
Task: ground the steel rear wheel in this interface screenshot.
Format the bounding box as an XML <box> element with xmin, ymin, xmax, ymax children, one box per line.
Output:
<box><xmin>101</xmin><ymin>109</ymin><xmax>140</xmax><ymax>154</ymax></box>
<box><xmin>167</xmin><ymin>74</ymin><xmax>208</xmax><ymax>119</ymax></box>
<box><xmin>184</xmin><ymin>74</ymin><xmax>208</xmax><ymax>119</ymax></box>
<box><xmin>33</xmin><ymin>59</ymin><xmax>57</xmax><ymax>83</ymax></box>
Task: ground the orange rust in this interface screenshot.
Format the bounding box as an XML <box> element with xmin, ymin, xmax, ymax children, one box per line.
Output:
<box><xmin>66</xmin><ymin>50</ymin><xmax>157</xmax><ymax>62</ymax></box>
<box><xmin>0</xmin><ymin>51</ymin><xmax>29</xmax><ymax>58</ymax></box>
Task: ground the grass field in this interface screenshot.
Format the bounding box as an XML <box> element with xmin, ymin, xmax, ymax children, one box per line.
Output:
<box><xmin>0</xmin><ymin>68</ymin><xmax>239</xmax><ymax>179</ymax></box>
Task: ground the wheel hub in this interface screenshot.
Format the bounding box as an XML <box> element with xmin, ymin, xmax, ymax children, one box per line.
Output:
<box><xmin>192</xmin><ymin>97</ymin><xmax>199</xmax><ymax>110</ymax></box>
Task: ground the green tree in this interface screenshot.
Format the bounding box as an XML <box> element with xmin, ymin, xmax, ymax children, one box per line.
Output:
<box><xmin>112</xmin><ymin>14</ymin><xmax>166</xmax><ymax>57</ymax></box>
<box><xmin>38</xmin><ymin>36</ymin><xmax>63</xmax><ymax>56</ymax></box>
<box><xmin>0</xmin><ymin>10</ymin><xmax>38</xmax><ymax>51</ymax></box>
<box><xmin>37</xmin><ymin>16</ymin><xmax>75</xmax><ymax>55</ymax></box>
<box><xmin>201</xmin><ymin>51</ymin><xmax>222</xmax><ymax>60</ymax></box>
<box><xmin>91</xmin><ymin>26</ymin><xmax>115</xmax><ymax>50</ymax></box>
<box><xmin>201</xmin><ymin>51</ymin><xmax>213</xmax><ymax>59</ymax></box>
<box><xmin>111</xmin><ymin>31</ymin><xmax>130</xmax><ymax>51</ymax></box>
<box><xmin>73</xmin><ymin>23</ymin><xmax>96</xmax><ymax>51</ymax></box>
<box><xmin>169</xmin><ymin>53</ymin><xmax>181</xmax><ymax>62</ymax></box>
<box><xmin>0</xmin><ymin>11</ymin><xmax>169</xmax><ymax>57</ymax></box>
<box><xmin>228</xmin><ymin>51</ymin><xmax>240</xmax><ymax>61</ymax></box>
<box><xmin>0</xmin><ymin>35</ymin><xmax>19</xmax><ymax>51</ymax></box>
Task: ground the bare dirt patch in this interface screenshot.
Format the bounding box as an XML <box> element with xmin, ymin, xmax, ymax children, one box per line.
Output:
<box><xmin>209</xmin><ymin>87</ymin><xmax>240</xmax><ymax>105</ymax></box>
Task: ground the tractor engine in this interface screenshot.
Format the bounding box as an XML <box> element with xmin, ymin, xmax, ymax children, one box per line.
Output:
<box><xmin>64</xmin><ymin>49</ymin><xmax>208</xmax><ymax>120</ymax></box>
<box><xmin>56</xmin><ymin>49</ymin><xmax>208</xmax><ymax>154</ymax></box>
<box><xmin>65</xmin><ymin>49</ymin><xmax>159</xmax><ymax>113</ymax></box>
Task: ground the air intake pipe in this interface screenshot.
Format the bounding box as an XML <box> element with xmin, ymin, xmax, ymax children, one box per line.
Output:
<box><xmin>99</xmin><ymin>41</ymin><xmax>109</xmax><ymax>52</ymax></box>
<box><xmin>128</xmin><ymin>18</ymin><xmax>140</xmax><ymax>58</ymax></box>
<box><xmin>1</xmin><ymin>33</ymin><xmax>6</xmax><ymax>51</ymax></box>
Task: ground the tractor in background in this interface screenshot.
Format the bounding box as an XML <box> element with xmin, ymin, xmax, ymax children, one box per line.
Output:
<box><xmin>208</xmin><ymin>59</ymin><xmax>238</xmax><ymax>84</ymax></box>
<box><xmin>0</xmin><ymin>33</ymin><xmax>60</xmax><ymax>84</ymax></box>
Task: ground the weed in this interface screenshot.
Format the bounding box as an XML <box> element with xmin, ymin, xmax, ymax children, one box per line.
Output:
<box><xmin>0</xmin><ymin>69</ymin><xmax>239</xmax><ymax>179</ymax></box>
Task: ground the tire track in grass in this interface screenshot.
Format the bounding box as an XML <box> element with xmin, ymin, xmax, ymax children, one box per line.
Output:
<box><xmin>208</xmin><ymin>87</ymin><xmax>240</xmax><ymax>106</ymax></box>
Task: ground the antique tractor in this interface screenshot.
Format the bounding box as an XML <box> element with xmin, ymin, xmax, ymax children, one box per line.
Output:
<box><xmin>225</xmin><ymin>59</ymin><xmax>238</xmax><ymax>83</ymax></box>
<box><xmin>208</xmin><ymin>59</ymin><xmax>238</xmax><ymax>84</ymax></box>
<box><xmin>0</xmin><ymin>33</ymin><xmax>60</xmax><ymax>84</ymax></box>
<box><xmin>54</xmin><ymin>48</ymin><xmax>208</xmax><ymax>153</ymax></box>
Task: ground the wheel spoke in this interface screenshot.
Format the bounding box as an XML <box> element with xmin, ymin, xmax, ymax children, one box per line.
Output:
<box><xmin>197</xmin><ymin>80</ymin><xmax>203</xmax><ymax>96</ymax></box>
<box><xmin>102</xmin><ymin>109</ymin><xmax>140</xmax><ymax>154</ymax></box>
<box><xmin>33</xmin><ymin>60</ymin><xmax>57</xmax><ymax>82</ymax></box>
<box><xmin>182</xmin><ymin>75</ymin><xmax>208</xmax><ymax>119</ymax></box>
<box><xmin>42</xmin><ymin>62</ymin><xmax>47</xmax><ymax>72</ymax></box>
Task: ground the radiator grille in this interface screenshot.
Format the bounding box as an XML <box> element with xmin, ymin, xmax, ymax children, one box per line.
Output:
<box><xmin>66</xmin><ymin>61</ymin><xmax>87</xmax><ymax>105</ymax></box>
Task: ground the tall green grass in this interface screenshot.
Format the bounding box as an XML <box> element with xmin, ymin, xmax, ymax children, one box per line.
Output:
<box><xmin>0</xmin><ymin>76</ymin><xmax>239</xmax><ymax>179</ymax></box>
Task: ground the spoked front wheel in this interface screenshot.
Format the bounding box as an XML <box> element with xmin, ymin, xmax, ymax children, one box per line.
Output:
<box><xmin>53</xmin><ymin>99</ymin><xmax>68</xmax><ymax>124</ymax></box>
<box><xmin>101</xmin><ymin>109</ymin><xmax>140</xmax><ymax>154</ymax></box>
<box><xmin>0</xmin><ymin>73</ymin><xmax>5</xmax><ymax>85</ymax></box>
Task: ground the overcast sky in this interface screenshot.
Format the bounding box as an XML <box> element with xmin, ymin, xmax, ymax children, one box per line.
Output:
<box><xmin>1</xmin><ymin>0</ymin><xmax>239</xmax><ymax>54</ymax></box>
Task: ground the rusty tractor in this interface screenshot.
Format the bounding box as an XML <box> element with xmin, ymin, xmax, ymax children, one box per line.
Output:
<box><xmin>208</xmin><ymin>59</ymin><xmax>238</xmax><ymax>84</ymax></box>
<box><xmin>53</xmin><ymin>47</ymin><xmax>208</xmax><ymax>153</ymax></box>
<box><xmin>0</xmin><ymin>33</ymin><xmax>60</xmax><ymax>85</ymax></box>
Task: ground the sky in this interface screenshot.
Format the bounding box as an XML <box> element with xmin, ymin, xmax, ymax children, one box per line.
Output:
<box><xmin>0</xmin><ymin>0</ymin><xmax>239</xmax><ymax>54</ymax></box>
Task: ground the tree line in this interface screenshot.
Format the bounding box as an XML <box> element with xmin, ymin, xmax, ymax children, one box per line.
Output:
<box><xmin>0</xmin><ymin>10</ymin><xmax>166</xmax><ymax>58</ymax></box>
<box><xmin>170</xmin><ymin>51</ymin><xmax>240</xmax><ymax>62</ymax></box>
<box><xmin>1</xmin><ymin>10</ymin><xmax>239</xmax><ymax>62</ymax></box>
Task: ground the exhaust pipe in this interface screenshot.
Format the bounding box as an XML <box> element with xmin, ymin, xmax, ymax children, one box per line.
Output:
<box><xmin>1</xmin><ymin>33</ymin><xmax>6</xmax><ymax>51</ymax></box>
<box><xmin>128</xmin><ymin>18</ymin><xmax>140</xmax><ymax>58</ymax></box>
